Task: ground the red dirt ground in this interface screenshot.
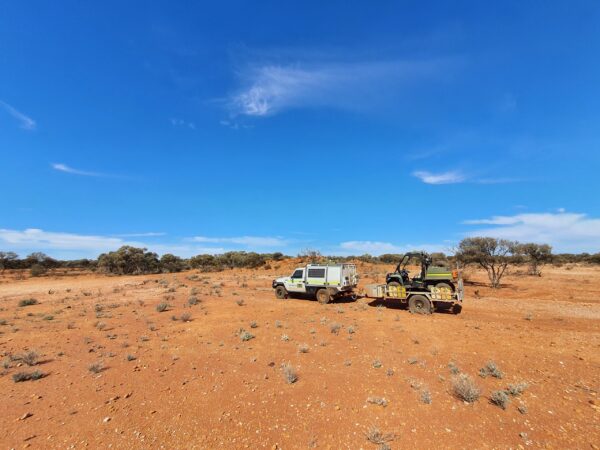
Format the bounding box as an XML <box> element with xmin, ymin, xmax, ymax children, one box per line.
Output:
<box><xmin>1</xmin><ymin>261</ymin><xmax>599</xmax><ymax>449</ymax></box>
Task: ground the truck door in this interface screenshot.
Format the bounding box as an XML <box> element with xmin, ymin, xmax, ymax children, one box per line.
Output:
<box><xmin>286</xmin><ymin>268</ymin><xmax>306</xmax><ymax>293</ymax></box>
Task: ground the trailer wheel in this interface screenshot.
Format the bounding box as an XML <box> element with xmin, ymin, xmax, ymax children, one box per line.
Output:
<box><xmin>275</xmin><ymin>286</ymin><xmax>288</xmax><ymax>300</ymax></box>
<box><xmin>316</xmin><ymin>289</ymin><xmax>330</xmax><ymax>304</ymax></box>
<box><xmin>452</xmin><ymin>303</ymin><xmax>463</xmax><ymax>315</ymax></box>
<box><xmin>408</xmin><ymin>295</ymin><xmax>432</xmax><ymax>315</ymax></box>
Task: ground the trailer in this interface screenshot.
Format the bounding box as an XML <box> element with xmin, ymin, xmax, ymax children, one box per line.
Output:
<box><xmin>272</xmin><ymin>263</ymin><xmax>358</xmax><ymax>304</ymax></box>
<box><xmin>364</xmin><ymin>279</ymin><xmax>464</xmax><ymax>314</ymax></box>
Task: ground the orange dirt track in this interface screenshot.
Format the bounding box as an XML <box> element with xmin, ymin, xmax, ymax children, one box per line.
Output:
<box><xmin>1</xmin><ymin>262</ymin><xmax>599</xmax><ymax>449</ymax></box>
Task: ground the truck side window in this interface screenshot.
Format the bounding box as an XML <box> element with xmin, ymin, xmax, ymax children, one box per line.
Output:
<box><xmin>307</xmin><ymin>268</ymin><xmax>325</xmax><ymax>278</ymax></box>
<box><xmin>291</xmin><ymin>270</ymin><xmax>303</xmax><ymax>279</ymax></box>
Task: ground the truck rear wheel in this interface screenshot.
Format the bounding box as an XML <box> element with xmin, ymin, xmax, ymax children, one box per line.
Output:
<box><xmin>316</xmin><ymin>289</ymin><xmax>330</xmax><ymax>304</ymax></box>
<box><xmin>452</xmin><ymin>303</ymin><xmax>462</xmax><ymax>315</ymax></box>
<box><xmin>408</xmin><ymin>295</ymin><xmax>432</xmax><ymax>315</ymax></box>
<box><xmin>275</xmin><ymin>285</ymin><xmax>288</xmax><ymax>300</ymax></box>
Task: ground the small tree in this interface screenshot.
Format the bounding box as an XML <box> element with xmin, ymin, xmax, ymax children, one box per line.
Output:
<box><xmin>159</xmin><ymin>254</ymin><xmax>186</xmax><ymax>273</ymax></box>
<box><xmin>456</xmin><ymin>237</ymin><xmax>519</xmax><ymax>288</ymax></box>
<box><xmin>0</xmin><ymin>251</ymin><xmax>18</xmax><ymax>273</ymax></box>
<box><xmin>518</xmin><ymin>243</ymin><xmax>552</xmax><ymax>276</ymax></box>
<box><xmin>299</xmin><ymin>248</ymin><xmax>321</xmax><ymax>263</ymax></box>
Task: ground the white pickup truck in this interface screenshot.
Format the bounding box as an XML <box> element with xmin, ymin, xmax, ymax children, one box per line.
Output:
<box><xmin>272</xmin><ymin>263</ymin><xmax>358</xmax><ymax>304</ymax></box>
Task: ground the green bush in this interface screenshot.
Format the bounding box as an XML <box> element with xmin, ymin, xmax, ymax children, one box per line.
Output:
<box><xmin>97</xmin><ymin>246</ymin><xmax>159</xmax><ymax>275</ymax></box>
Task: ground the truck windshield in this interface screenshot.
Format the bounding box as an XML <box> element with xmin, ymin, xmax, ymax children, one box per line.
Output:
<box><xmin>291</xmin><ymin>270</ymin><xmax>303</xmax><ymax>278</ymax></box>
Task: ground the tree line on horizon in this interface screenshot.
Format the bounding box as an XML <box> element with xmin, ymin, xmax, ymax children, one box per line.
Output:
<box><xmin>1</xmin><ymin>239</ymin><xmax>599</xmax><ymax>288</ymax></box>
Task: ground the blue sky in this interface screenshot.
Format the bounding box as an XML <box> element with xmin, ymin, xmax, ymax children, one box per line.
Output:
<box><xmin>1</xmin><ymin>1</ymin><xmax>600</xmax><ymax>259</ymax></box>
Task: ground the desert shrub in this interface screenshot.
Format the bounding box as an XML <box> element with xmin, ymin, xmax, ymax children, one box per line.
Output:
<box><xmin>372</xmin><ymin>359</ymin><xmax>382</xmax><ymax>368</ymax></box>
<box><xmin>274</xmin><ymin>320</ymin><xmax>282</xmax><ymax>328</ymax></box>
<box><xmin>236</xmin><ymin>299</ymin><xmax>245</xmax><ymax>306</ymax></box>
<box><xmin>21</xmin><ymin>351</ymin><xmax>39</xmax><ymax>366</ymax></box>
<box><xmin>507</xmin><ymin>382</ymin><xmax>529</xmax><ymax>396</ymax></box>
<box><xmin>479</xmin><ymin>361</ymin><xmax>504</xmax><ymax>379</ymax></box>
<box><xmin>249</xmin><ymin>321</ymin><xmax>258</xmax><ymax>328</ymax></box>
<box><xmin>97</xmin><ymin>246</ymin><xmax>159</xmax><ymax>275</ymax></box>
<box><xmin>239</xmin><ymin>330</ymin><xmax>254</xmax><ymax>341</ymax></box>
<box><xmin>490</xmin><ymin>390</ymin><xmax>510</xmax><ymax>409</ymax></box>
<box><xmin>367</xmin><ymin>396</ymin><xmax>388</xmax><ymax>407</ymax></box>
<box><xmin>281</xmin><ymin>334</ymin><xmax>290</xmax><ymax>341</ymax></box>
<box><xmin>156</xmin><ymin>302</ymin><xmax>168</xmax><ymax>312</ymax></box>
<box><xmin>0</xmin><ymin>319</ymin><xmax>7</xmax><ymax>325</ymax></box>
<box><xmin>13</xmin><ymin>370</ymin><xmax>44</xmax><ymax>382</ymax></box>
<box><xmin>282</xmin><ymin>362</ymin><xmax>298</xmax><ymax>384</ymax></box>
<box><xmin>126</xmin><ymin>354</ymin><xmax>136</xmax><ymax>361</ymax></box>
<box><xmin>451</xmin><ymin>374</ymin><xmax>480</xmax><ymax>402</ymax></box>
<box><xmin>347</xmin><ymin>325</ymin><xmax>355</xmax><ymax>334</ymax></box>
<box><xmin>18</xmin><ymin>298</ymin><xmax>39</xmax><ymax>307</ymax></box>
<box><xmin>329</xmin><ymin>323</ymin><xmax>341</xmax><ymax>334</ymax></box>
<box><xmin>187</xmin><ymin>296</ymin><xmax>199</xmax><ymax>306</ymax></box>
<box><xmin>448</xmin><ymin>361</ymin><xmax>460</xmax><ymax>374</ymax></box>
<box><xmin>298</xmin><ymin>343</ymin><xmax>309</xmax><ymax>353</ymax></box>
<box><xmin>180</xmin><ymin>312</ymin><xmax>192</xmax><ymax>322</ymax></box>
<box><xmin>88</xmin><ymin>362</ymin><xmax>104</xmax><ymax>374</ymax></box>
<box><xmin>30</xmin><ymin>263</ymin><xmax>48</xmax><ymax>277</ymax></box>
<box><xmin>420</xmin><ymin>389</ymin><xmax>432</xmax><ymax>404</ymax></box>
<box><xmin>365</xmin><ymin>426</ymin><xmax>394</xmax><ymax>445</ymax></box>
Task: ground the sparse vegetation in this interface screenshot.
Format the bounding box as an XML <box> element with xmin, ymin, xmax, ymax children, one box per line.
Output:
<box><xmin>490</xmin><ymin>390</ymin><xmax>510</xmax><ymax>409</ymax></box>
<box><xmin>329</xmin><ymin>323</ymin><xmax>341</xmax><ymax>334</ymax></box>
<box><xmin>180</xmin><ymin>312</ymin><xmax>192</xmax><ymax>322</ymax></box>
<box><xmin>451</xmin><ymin>374</ymin><xmax>481</xmax><ymax>403</ymax></box>
<box><xmin>188</xmin><ymin>296</ymin><xmax>199</xmax><ymax>306</ymax></box>
<box><xmin>156</xmin><ymin>302</ymin><xmax>169</xmax><ymax>312</ymax></box>
<box><xmin>88</xmin><ymin>361</ymin><xmax>104</xmax><ymax>374</ymax></box>
<box><xmin>239</xmin><ymin>330</ymin><xmax>254</xmax><ymax>341</ymax></box>
<box><xmin>13</xmin><ymin>370</ymin><xmax>44</xmax><ymax>382</ymax></box>
<box><xmin>282</xmin><ymin>362</ymin><xmax>298</xmax><ymax>384</ymax></box>
<box><xmin>21</xmin><ymin>350</ymin><xmax>39</xmax><ymax>366</ymax></box>
<box><xmin>365</xmin><ymin>426</ymin><xmax>394</xmax><ymax>446</ymax></box>
<box><xmin>281</xmin><ymin>334</ymin><xmax>290</xmax><ymax>341</ymax></box>
<box><xmin>126</xmin><ymin>354</ymin><xmax>136</xmax><ymax>361</ymax></box>
<box><xmin>420</xmin><ymin>389</ymin><xmax>432</xmax><ymax>404</ymax></box>
<box><xmin>479</xmin><ymin>361</ymin><xmax>504</xmax><ymax>379</ymax></box>
<box><xmin>249</xmin><ymin>321</ymin><xmax>258</xmax><ymax>328</ymax></box>
<box><xmin>372</xmin><ymin>359</ymin><xmax>382</xmax><ymax>369</ymax></box>
<box><xmin>367</xmin><ymin>396</ymin><xmax>388</xmax><ymax>407</ymax></box>
<box><xmin>298</xmin><ymin>343</ymin><xmax>309</xmax><ymax>353</ymax></box>
<box><xmin>19</xmin><ymin>298</ymin><xmax>39</xmax><ymax>307</ymax></box>
<box><xmin>507</xmin><ymin>382</ymin><xmax>529</xmax><ymax>396</ymax></box>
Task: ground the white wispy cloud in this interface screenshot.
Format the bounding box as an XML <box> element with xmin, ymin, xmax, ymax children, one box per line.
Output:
<box><xmin>339</xmin><ymin>240</ymin><xmax>448</xmax><ymax>256</ymax></box>
<box><xmin>0</xmin><ymin>228</ymin><xmax>225</xmax><ymax>259</ymax></box>
<box><xmin>228</xmin><ymin>59</ymin><xmax>449</xmax><ymax>117</ymax></box>
<box><xmin>0</xmin><ymin>100</ymin><xmax>36</xmax><ymax>130</ymax></box>
<box><xmin>51</xmin><ymin>163</ymin><xmax>107</xmax><ymax>177</ymax></box>
<box><xmin>192</xmin><ymin>236</ymin><xmax>287</xmax><ymax>247</ymax></box>
<box><xmin>463</xmin><ymin>211</ymin><xmax>600</xmax><ymax>252</ymax></box>
<box><xmin>170</xmin><ymin>118</ymin><xmax>196</xmax><ymax>129</ymax></box>
<box><xmin>413</xmin><ymin>170</ymin><xmax>465</xmax><ymax>185</ymax></box>
<box><xmin>114</xmin><ymin>232</ymin><xmax>166</xmax><ymax>237</ymax></box>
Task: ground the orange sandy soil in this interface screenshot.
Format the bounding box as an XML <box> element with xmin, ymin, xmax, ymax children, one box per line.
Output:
<box><xmin>0</xmin><ymin>261</ymin><xmax>599</xmax><ymax>449</ymax></box>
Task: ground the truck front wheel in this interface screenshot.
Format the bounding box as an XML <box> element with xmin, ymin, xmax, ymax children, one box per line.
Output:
<box><xmin>316</xmin><ymin>289</ymin><xmax>330</xmax><ymax>304</ymax></box>
<box><xmin>408</xmin><ymin>295</ymin><xmax>432</xmax><ymax>315</ymax></box>
<box><xmin>275</xmin><ymin>285</ymin><xmax>288</xmax><ymax>300</ymax></box>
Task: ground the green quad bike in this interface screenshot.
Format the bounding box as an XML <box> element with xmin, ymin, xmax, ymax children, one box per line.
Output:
<box><xmin>385</xmin><ymin>251</ymin><xmax>457</xmax><ymax>292</ymax></box>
